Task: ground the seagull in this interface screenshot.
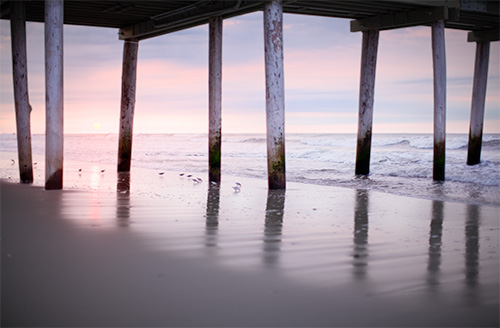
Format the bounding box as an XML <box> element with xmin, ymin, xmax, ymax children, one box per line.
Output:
<box><xmin>10</xmin><ymin>159</ymin><xmax>15</xmax><ymax>164</ymax></box>
<box><xmin>78</xmin><ymin>168</ymin><xmax>82</xmax><ymax>172</ymax></box>
<box><xmin>101</xmin><ymin>169</ymin><xmax>105</xmax><ymax>173</ymax></box>
<box><xmin>158</xmin><ymin>172</ymin><xmax>165</xmax><ymax>176</ymax></box>
<box><xmin>187</xmin><ymin>174</ymin><xmax>192</xmax><ymax>178</ymax></box>
<box><xmin>34</xmin><ymin>162</ymin><xmax>38</xmax><ymax>165</ymax></box>
<box><xmin>210</xmin><ymin>181</ymin><xmax>218</xmax><ymax>186</ymax></box>
<box><xmin>235</xmin><ymin>182</ymin><xmax>242</xmax><ymax>188</ymax></box>
<box><xmin>192</xmin><ymin>178</ymin><xmax>201</xmax><ymax>184</ymax></box>
<box><xmin>196</xmin><ymin>177</ymin><xmax>202</xmax><ymax>182</ymax></box>
<box><xmin>179</xmin><ymin>173</ymin><xmax>185</xmax><ymax>176</ymax></box>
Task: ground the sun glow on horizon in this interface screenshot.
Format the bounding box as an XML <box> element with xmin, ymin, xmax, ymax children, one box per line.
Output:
<box><xmin>93</xmin><ymin>123</ymin><xmax>101</xmax><ymax>131</ymax></box>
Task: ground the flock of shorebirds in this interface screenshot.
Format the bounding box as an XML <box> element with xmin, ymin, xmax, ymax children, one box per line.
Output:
<box><xmin>177</xmin><ymin>172</ymin><xmax>242</xmax><ymax>192</ymax></box>
<box><xmin>9</xmin><ymin>159</ymin><xmax>242</xmax><ymax>193</ymax></box>
<box><xmin>178</xmin><ymin>172</ymin><xmax>203</xmax><ymax>184</ymax></box>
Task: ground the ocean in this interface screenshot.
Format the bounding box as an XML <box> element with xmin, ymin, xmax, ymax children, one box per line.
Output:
<box><xmin>1</xmin><ymin>133</ymin><xmax>499</xmax><ymax>206</ymax></box>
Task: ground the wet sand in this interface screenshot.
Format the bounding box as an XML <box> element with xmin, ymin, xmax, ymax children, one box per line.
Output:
<box><xmin>1</xmin><ymin>168</ymin><xmax>499</xmax><ymax>327</ymax></box>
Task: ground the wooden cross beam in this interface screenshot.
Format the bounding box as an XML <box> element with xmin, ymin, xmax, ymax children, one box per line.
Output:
<box><xmin>468</xmin><ymin>28</ymin><xmax>500</xmax><ymax>42</ymax></box>
<box><xmin>350</xmin><ymin>6</ymin><xmax>459</xmax><ymax>32</ymax></box>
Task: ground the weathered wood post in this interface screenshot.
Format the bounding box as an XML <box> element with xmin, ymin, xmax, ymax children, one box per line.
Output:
<box><xmin>467</xmin><ymin>41</ymin><xmax>490</xmax><ymax>165</ymax></box>
<box><xmin>264</xmin><ymin>0</ymin><xmax>286</xmax><ymax>189</ymax></box>
<box><xmin>45</xmin><ymin>0</ymin><xmax>64</xmax><ymax>190</ymax></box>
<box><xmin>431</xmin><ymin>20</ymin><xmax>446</xmax><ymax>181</ymax></box>
<box><xmin>10</xmin><ymin>0</ymin><xmax>33</xmax><ymax>183</ymax></box>
<box><xmin>117</xmin><ymin>39</ymin><xmax>139</xmax><ymax>172</ymax></box>
<box><xmin>355</xmin><ymin>30</ymin><xmax>379</xmax><ymax>176</ymax></box>
<box><xmin>208</xmin><ymin>16</ymin><xmax>223</xmax><ymax>183</ymax></box>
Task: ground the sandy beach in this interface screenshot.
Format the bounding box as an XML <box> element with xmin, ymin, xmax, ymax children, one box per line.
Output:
<box><xmin>1</xmin><ymin>165</ymin><xmax>499</xmax><ymax>327</ymax></box>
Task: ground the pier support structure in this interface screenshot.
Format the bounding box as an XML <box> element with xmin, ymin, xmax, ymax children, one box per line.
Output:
<box><xmin>355</xmin><ymin>30</ymin><xmax>379</xmax><ymax>176</ymax></box>
<box><xmin>264</xmin><ymin>0</ymin><xmax>286</xmax><ymax>190</ymax></box>
<box><xmin>10</xmin><ymin>0</ymin><xmax>33</xmax><ymax>183</ymax></box>
<box><xmin>208</xmin><ymin>16</ymin><xmax>223</xmax><ymax>183</ymax></box>
<box><xmin>467</xmin><ymin>41</ymin><xmax>490</xmax><ymax>165</ymax></box>
<box><xmin>431</xmin><ymin>20</ymin><xmax>446</xmax><ymax>181</ymax></box>
<box><xmin>45</xmin><ymin>0</ymin><xmax>64</xmax><ymax>190</ymax></box>
<box><xmin>117</xmin><ymin>39</ymin><xmax>139</xmax><ymax>172</ymax></box>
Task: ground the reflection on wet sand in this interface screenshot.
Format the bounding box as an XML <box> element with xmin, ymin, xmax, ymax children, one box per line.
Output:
<box><xmin>205</xmin><ymin>184</ymin><xmax>220</xmax><ymax>248</ymax></box>
<box><xmin>352</xmin><ymin>189</ymin><xmax>369</xmax><ymax>280</ymax></box>
<box><xmin>427</xmin><ymin>200</ymin><xmax>444</xmax><ymax>290</ymax></box>
<box><xmin>263</xmin><ymin>190</ymin><xmax>285</xmax><ymax>268</ymax></box>
<box><xmin>3</xmin><ymin>179</ymin><xmax>498</xmax><ymax>327</ymax></box>
<box><xmin>116</xmin><ymin>172</ymin><xmax>131</xmax><ymax>228</ymax></box>
<box><xmin>465</xmin><ymin>203</ymin><xmax>480</xmax><ymax>304</ymax></box>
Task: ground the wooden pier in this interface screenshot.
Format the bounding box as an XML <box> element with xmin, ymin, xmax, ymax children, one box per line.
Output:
<box><xmin>1</xmin><ymin>0</ymin><xmax>498</xmax><ymax>189</ymax></box>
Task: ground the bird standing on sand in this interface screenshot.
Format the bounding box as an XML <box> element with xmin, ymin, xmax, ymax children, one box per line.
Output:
<box><xmin>232</xmin><ymin>182</ymin><xmax>241</xmax><ymax>193</ymax></box>
<box><xmin>159</xmin><ymin>172</ymin><xmax>164</xmax><ymax>176</ymax></box>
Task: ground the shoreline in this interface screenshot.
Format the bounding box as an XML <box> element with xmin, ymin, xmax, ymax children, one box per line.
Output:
<box><xmin>1</xmin><ymin>132</ymin><xmax>499</xmax><ymax>207</ymax></box>
<box><xmin>1</xmin><ymin>148</ymin><xmax>499</xmax><ymax>207</ymax></box>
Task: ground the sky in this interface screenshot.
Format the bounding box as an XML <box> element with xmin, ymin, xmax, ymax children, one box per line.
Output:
<box><xmin>0</xmin><ymin>11</ymin><xmax>499</xmax><ymax>134</ymax></box>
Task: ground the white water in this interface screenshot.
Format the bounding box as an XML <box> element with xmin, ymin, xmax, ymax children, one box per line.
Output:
<box><xmin>1</xmin><ymin>133</ymin><xmax>499</xmax><ymax>206</ymax></box>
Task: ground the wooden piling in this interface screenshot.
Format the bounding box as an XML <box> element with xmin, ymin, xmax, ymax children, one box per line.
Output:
<box><xmin>117</xmin><ymin>40</ymin><xmax>139</xmax><ymax>172</ymax></box>
<box><xmin>45</xmin><ymin>0</ymin><xmax>64</xmax><ymax>190</ymax></box>
<box><xmin>264</xmin><ymin>0</ymin><xmax>286</xmax><ymax>190</ymax></box>
<box><xmin>467</xmin><ymin>41</ymin><xmax>490</xmax><ymax>165</ymax></box>
<box><xmin>355</xmin><ymin>30</ymin><xmax>379</xmax><ymax>176</ymax></box>
<box><xmin>10</xmin><ymin>0</ymin><xmax>33</xmax><ymax>183</ymax></box>
<box><xmin>431</xmin><ymin>20</ymin><xmax>446</xmax><ymax>181</ymax></box>
<box><xmin>208</xmin><ymin>16</ymin><xmax>222</xmax><ymax>183</ymax></box>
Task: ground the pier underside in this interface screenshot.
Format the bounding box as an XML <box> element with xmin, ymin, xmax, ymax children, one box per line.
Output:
<box><xmin>1</xmin><ymin>1</ymin><xmax>498</xmax><ymax>40</ymax></box>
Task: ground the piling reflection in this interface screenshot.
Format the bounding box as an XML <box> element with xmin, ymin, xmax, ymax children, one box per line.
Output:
<box><xmin>263</xmin><ymin>190</ymin><xmax>285</xmax><ymax>268</ymax></box>
<box><xmin>427</xmin><ymin>200</ymin><xmax>444</xmax><ymax>290</ymax></box>
<box><xmin>352</xmin><ymin>189</ymin><xmax>369</xmax><ymax>279</ymax></box>
<box><xmin>464</xmin><ymin>204</ymin><xmax>480</xmax><ymax>304</ymax></box>
<box><xmin>205</xmin><ymin>184</ymin><xmax>220</xmax><ymax>248</ymax></box>
<box><xmin>116</xmin><ymin>172</ymin><xmax>131</xmax><ymax>227</ymax></box>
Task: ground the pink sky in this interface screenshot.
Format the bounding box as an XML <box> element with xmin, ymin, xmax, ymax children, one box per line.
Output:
<box><xmin>1</xmin><ymin>12</ymin><xmax>499</xmax><ymax>134</ymax></box>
